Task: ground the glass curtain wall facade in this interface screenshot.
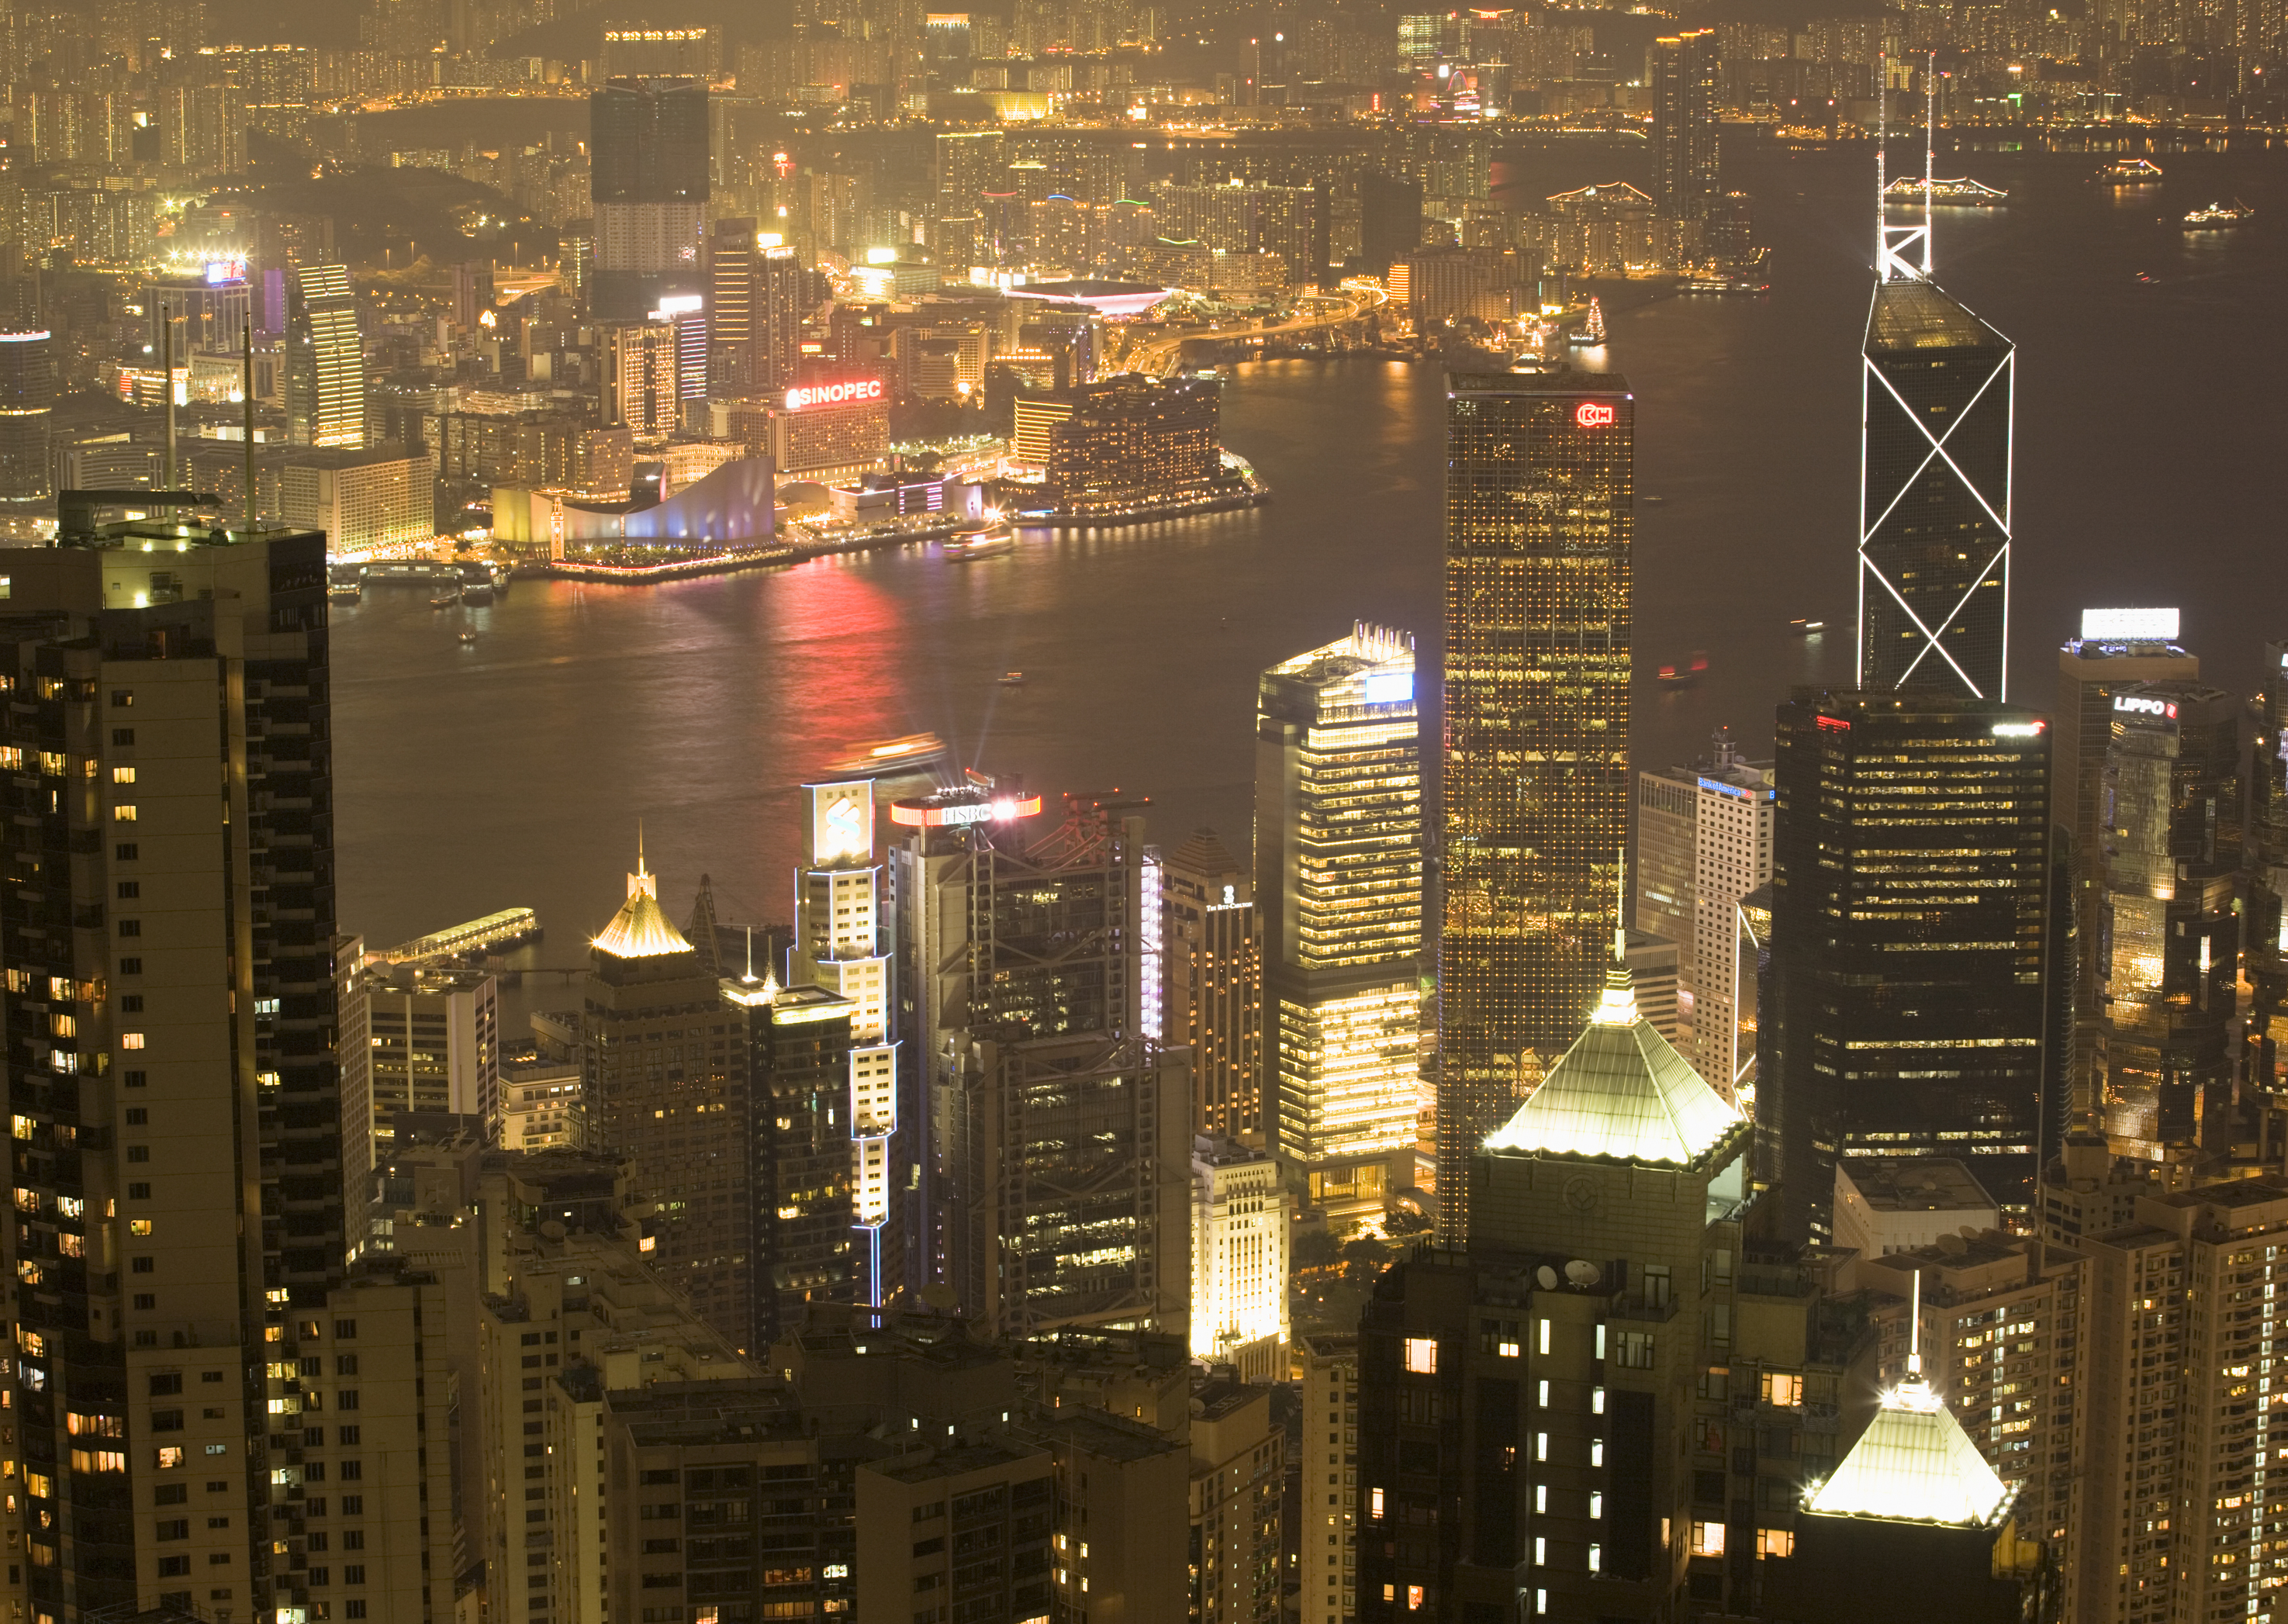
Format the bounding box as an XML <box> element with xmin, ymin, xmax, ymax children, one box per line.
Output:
<box><xmin>1439</xmin><ymin>368</ymin><xmax>1632</xmax><ymax>1238</ymax></box>
<box><xmin>1257</xmin><ymin>624</ymin><xmax>1422</xmax><ymax>1229</ymax></box>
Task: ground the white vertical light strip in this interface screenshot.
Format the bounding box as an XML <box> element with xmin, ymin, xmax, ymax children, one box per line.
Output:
<box><xmin>1139</xmin><ymin>848</ymin><xmax>1163</xmax><ymax>1043</ymax></box>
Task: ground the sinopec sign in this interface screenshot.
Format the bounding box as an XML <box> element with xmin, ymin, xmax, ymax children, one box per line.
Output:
<box><xmin>785</xmin><ymin>379</ymin><xmax>885</xmax><ymax>410</ymax></box>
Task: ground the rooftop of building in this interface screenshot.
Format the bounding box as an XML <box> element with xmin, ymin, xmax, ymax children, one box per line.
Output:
<box><xmin>613</xmin><ymin>1380</ymin><xmax>815</xmax><ymax>1448</ymax></box>
<box><xmin>1481</xmin><ymin>969</ymin><xmax>1746</xmax><ymax>1170</ymax></box>
<box><xmin>1449</xmin><ymin>365</ymin><xmax>1631</xmax><ymax>396</ymax></box>
<box><xmin>1865</xmin><ymin>275</ymin><xmax>2007</xmax><ymax>352</ymax></box>
<box><xmin>592</xmin><ymin>848</ymin><xmax>695</xmax><ymax>960</ymax></box>
<box><xmin>1025</xmin><ymin>1405</ymin><xmax>1186</xmax><ymax>1463</ymax></box>
<box><xmin>1839</xmin><ymin>1159</ymin><xmax>1997</xmax><ymax>1215</ymax></box>
<box><xmin>865</xmin><ymin>1438</ymin><xmax>1049</xmax><ymax>1484</ymax></box>
<box><xmin>1806</xmin><ymin>1382</ymin><xmax>2014</xmax><ymax>1529</ymax></box>
<box><xmin>276</xmin><ymin>442</ymin><xmax>429</xmax><ymax>471</ymax></box>
<box><xmin>1192</xmin><ymin>1376</ymin><xmax>1264</xmax><ymax>1424</ymax></box>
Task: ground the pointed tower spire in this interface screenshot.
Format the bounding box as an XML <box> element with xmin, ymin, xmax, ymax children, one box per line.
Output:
<box><xmin>1923</xmin><ymin>51</ymin><xmax>1937</xmax><ymax>275</ymax></box>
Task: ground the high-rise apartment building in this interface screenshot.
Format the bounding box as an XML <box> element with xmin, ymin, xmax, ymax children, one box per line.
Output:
<box><xmin>1256</xmin><ymin>626</ymin><xmax>1422</xmax><ymax>1232</ymax></box>
<box><xmin>1649</xmin><ymin>29</ymin><xmax>1719</xmax><ymax>217</ymax></box>
<box><xmin>0</xmin><ymin>327</ymin><xmax>54</xmax><ymax>499</ymax></box>
<box><xmin>285</xmin><ymin>263</ymin><xmax>365</xmax><ymax>447</ymax></box>
<box><xmin>1187</xmin><ymin>1377</ymin><xmax>1286</xmax><ymax>1624</ymax></box>
<box><xmin>337</xmin><ymin>962</ymin><xmax>498</xmax><ymax>1248</ymax></box>
<box><xmin>935</xmin><ymin>127</ymin><xmax>1008</xmax><ymax>209</ymax></box>
<box><xmin>0</xmin><ymin>518</ymin><xmax>385</xmax><ymax>1624</ymax></box>
<box><xmin>1764</xmin><ymin>689</ymin><xmax>2054</xmax><ymax>1242</ymax></box>
<box><xmin>2052</xmin><ymin>608</ymin><xmax>2198</xmax><ymax>1117</ymax></box>
<box><xmin>1632</xmin><ymin>727</ymin><xmax>1772</xmax><ymax>1091</ymax></box>
<box><xmin>1189</xmin><ymin>1135</ymin><xmax>1289</xmax><ymax>1380</ymax></box>
<box><xmin>606</xmin><ymin>319</ymin><xmax>682</xmax><ymax>437</ymax></box>
<box><xmin>589</xmin><ymin>76</ymin><xmax>709</xmax><ymax>321</ymax></box>
<box><xmin>1163</xmin><ymin>826</ymin><xmax>1261</xmax><ymax>1142</ymax></box>
<box><xmin>728</xmin><ymin>976</ymin><xmax>857</xmax><ymax>1346</ymax></box>
<box><xmin>789</xmin><ymin>781</ymin><xmax>900</xmax><ymax>1308</ymax></box>
<box><xmin>708</xmin><ymin>215</ymin><xmax>759</xmax><ymax>390</ymax></box>
<box><xmin>1440</xmin><ymin>368</ymin><xmax>1632</xmax><ymax>1238</ymax></box>
<box><xmin>582</xmin><ymin>848</ymin><xmax>752</xmax><ymax>1349</ymax></box>
<box><xmin>1858</xmin><ymin>277</ymin><xmax>2013</xmax><ymax>698</ymax></box>
<box><xmin>1296</xmin><ymin>1332</ymin><xmax>1361</xmax><ymax>1624</ymax></box>
<box><xmin>892</xmin><ymin>784</ymin><xmax>1188</xmax><ymax>1337</ymax></box>
<box><xmin>2097</xmin><ymin>680</ymin><xmax>2240</xmax><ymax>1163</ymax></box>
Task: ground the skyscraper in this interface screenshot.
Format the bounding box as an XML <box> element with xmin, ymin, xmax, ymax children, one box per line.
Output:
<box><xmin>759</xmin><ymin>241</ymin><xmax>803</xmax><ymax>392</ymax></box>
<box><xmin>1649</xmin><ymin>28</ymin><xmax>1719</xmax><ymax>218</ymax></box>
<box><xmin>1161</xmin><ymin>827</ymin><xmax>1261</xmax><ymax>1143</ymax></box>
<box><xmin>708</xmin><ymin>216</ymin><xmax>759</xmax><ymax>391</ymax></box>
<box><xmin>1440</xmin><ymin>368</ymin><xmax>1632</xmax><ymax>1238</ymax></box>
<box><xmin>285</xmin><ymin>263</ymin><xmax>365</xmax><ymax>447</ymax></box>
<box><xmin>0</xmin><ymin>517</ymin><xmax>448</xmax><ymax>1624</ymax></box>
<box><xmin>589</xmin><ymin>76</ymin><xmax>709</xmax><ymax>322</ymax></box>
<box><xmin>1857</xmin><ymin>275</ymin><xmax>2013</xmax><ymax>698</ymax></box>
<box><xmin>2097</xmin><ymin>681</ymin><xmax>2240</xmax><ymax>1163</ymax></box>
<box><xmin>0</xmin><ymin>327</ymin><xmax>54</xmax><ymax>499</ymax></box>
<box><xmin>1764</xmin><ymin>689</ymin><xmax>2054</xmax><ymax>1242</ymax></box>
<box><xmin>2051</xmin><ymin>607</ymin><xmax>2198</xmax><ymax>1118</ymax></box>
<box><xmin>1257</xmin><ymin>624</ymin><xmax>1423</xmax><ymax>1231</ymax></box>
<box><xmin>790</xmin><ymin>781</ymin><xmax>900</xmax><ymax>1308</ymax></box>
<box><xmin>583</xmin><ymin>849</ymin><xmax>753</xmax><ymax>1349</ymax></box>
<box><xmin>2252</xmin><ymin>641</ymin><xmax>2288</xmax><ymax>1106</ymax></box>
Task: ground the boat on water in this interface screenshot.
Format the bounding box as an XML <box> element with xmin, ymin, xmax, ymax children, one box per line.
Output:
<box><xmin>945</xmin><ymin>530</ymin><xmax>1015</xmax><ymax>561</ymax></box>
<box><xmin>458</xmin><ymin>631</ymin><xmax>478</xmax><ymax>644</ymax></box>
<box><xmin>2183</xmin><ymin>200</ymin><xmax>2255</xmax><ymax>229</ymax></box>
<box><xmin>1656</xmin><ymin>664</ymin><xmax>1699</xmax><ymax>689</ymax></box>
<box><xmin>429</xmin><ymin>591</ymin><xmax>459</xmax><ymax>608</ymax></box>
<box><xmin>327</xmin><ymin>582</ymin><xmax>361</xmax><ymax>602</ymax></box>
<box><xmin>827</xmin><ymin>733</ymin><xmax>948</xmax><ymax>779</ymax></box>
<box><xmin>461</xmin><ymin>581</ymin><xmax>496</xmax><ymax>606</ymax></box>
<box><xmin>1640</xmin><ymin>495</ymin><xmax>1667</xmax><ymax>505</ymax></box>
<box><xmin>1883</xmin><ymin>175</ymin><xmax>2008</xmax><ymax>206</ymax></box>
<box><xmin>2094</xmin><ymin>158</ymin><xmax>2165</xmax><ymax>185</ymax></box>
<box><xmin>1789</xmin><ymin>617</ymin><xmax>1826</xmax><ymax>637</ymax></box>
<box><xmin>997</xmin><ymin>671</ymin><xmax>1030</xmax><ymax>688</ymax></box>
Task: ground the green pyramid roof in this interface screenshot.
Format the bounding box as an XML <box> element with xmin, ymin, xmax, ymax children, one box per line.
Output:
<box><xmin>1481</xmin><ymin>971</ymin><xmax>1745</xmax><ymax>1169</ymax></box>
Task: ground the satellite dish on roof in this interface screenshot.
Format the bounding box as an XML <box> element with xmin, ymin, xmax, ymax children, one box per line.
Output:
<box><xmin>1564</xmin><ymin>1259</ymin><xmax>1602</xmax><ymax>1287</ymax></box>
<box><xmin>1536</xmin><ymin>1265</ymin><xmax>1560</xmax><ymax>1291</ymax></box>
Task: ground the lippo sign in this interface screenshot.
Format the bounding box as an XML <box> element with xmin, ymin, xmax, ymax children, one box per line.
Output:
<box><xmin>784</xmin><ymin>379</ymin><xmax>885</xmax><ymax>410</ymax></box>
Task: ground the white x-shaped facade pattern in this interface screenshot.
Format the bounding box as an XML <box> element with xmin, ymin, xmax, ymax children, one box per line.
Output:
<box><xmin>1857</xmin><ymin>277</ymin><xmax>2014</xmax><ymax>702</ymax></box>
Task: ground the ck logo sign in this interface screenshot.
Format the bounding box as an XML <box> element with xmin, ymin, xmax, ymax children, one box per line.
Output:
<box><xmin>1575</xmin><ymin>403</ymin><xmax>1616</xmax><ymax>428</ymax></box>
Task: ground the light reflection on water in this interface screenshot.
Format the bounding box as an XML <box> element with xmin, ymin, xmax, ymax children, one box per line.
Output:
<box><xmin>336</xmin><ymin>143</ymin><xmax>2285</xmax><ymax>986</ymax></box>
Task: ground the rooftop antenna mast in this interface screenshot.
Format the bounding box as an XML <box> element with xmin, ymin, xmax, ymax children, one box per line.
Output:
<box><xmin>1924</xmin><ymin>51</ymin><xmax>1937</xmax><ymax>275</ymax></box>
<box><xmin>1875</xmin><ymin>48</ymin><xmax>1930</xmax><ymax>281</ymax></box>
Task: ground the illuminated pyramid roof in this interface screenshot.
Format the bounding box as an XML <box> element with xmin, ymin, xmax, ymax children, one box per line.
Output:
<box><xmin>1806</xmin><ymin>1379</ymin><xmax>2013</xmax><ymax>1529</ymax></box>
<box><xmin>1481</xmin><ymin>969</ymin><xmax>1745</xmax><ymax>1170</ymax></box>
<box><xmin>592</xmin><ymin>844</ymin><xmax>695</xmax><ymax>961</ymax></box>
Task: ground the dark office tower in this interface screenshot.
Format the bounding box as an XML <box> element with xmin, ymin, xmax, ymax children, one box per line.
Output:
<box><xmin>1439</xmin><ymin>368</ymin><xmax>1633</xmax><ymax>1241</ymax></box>
<box><xmin>728</xmin><ymin>976</ymin><xmax>857</xmax><ymax>1349</ymax></box>
<box><xmin>1764</xmin><ymin>690</ymin><xmax>2052</xmax><ymax>1243</ymax></box>
<box><xmin>1649</xmin><ymin>29</ymin><xmax>1719</xmax><ymax>218</ymax></box>
<box><xmin>1857</xmin><ymin>277</ymin><xmax>2013</xmax><ymax>699</ymax></box>
<box><xmin>708</xmin><ymin>216</ymin><xmax>758</xmax><ymax>391</ymax></box>
<box><xmin>759</xmin><ymin>242</ymin><xmax>802</xmax><ymax>392</ymax></box>
<box><xmin>589</xmin><ymin>76</ymin><xmax>709</xmax><ymax>323</ymax></box>
<box><xmin>2253</xmin><ymin>643</ymin><xmax>2288</xmax><ymax>1103</ymax></box>
<box><xmin>285</xmin><ymin>263</ymin><xmax>365</xmax><ymax>447</ymax></box>
<box><xmin>1358</xmin><ymin>169</ymin><xmax>1424</xmax><ymax>277</ymax></box>
<box><xmin>891</xmin><ymin>785</ymin><xmax>1189</xmax><ymax>1338</ymax></box>
<box><xmin>0</xmin><ymin>518</ymin><xmax>356</xmax><ymax>1623</ymax></box>
<box><xmin>0</xmin><ymin>327</ymin><xmax>54</xmax><ymax>499</ymax></box>
<box><xmin>1358</xmin><ymin>973</ymin><xmax>1860</xmax><ymax>1622</ymax></box>
<box><xmin>2097</xmin><ymin>682</ymin><xmax>2241</xmax><ymax>1164</ymax></box>
<box><xmin>584</xmin><ymin>850</ymin><xmax>753</xmax><ymax>1350</ymax></box>
<box><xmin>1160</xmin><ymin>827</ymin><xmax>1261</xmax><ymax>1143</ymax></box>
<box><xmin>2051</xmin><ymin>609</ymin><xmax>2197</xmax><ymax>1120</ymax></box>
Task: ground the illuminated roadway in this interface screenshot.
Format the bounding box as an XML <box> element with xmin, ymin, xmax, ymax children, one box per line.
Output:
<box><xmin>1118</xmin><ymin>280</ymin><xmax>1389</xmax><ymax>377</ymax></box>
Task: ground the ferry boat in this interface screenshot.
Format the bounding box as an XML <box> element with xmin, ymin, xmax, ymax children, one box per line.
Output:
<box><xmin>461</xmin><ymin>580</ymin><xmax>496</xmax><ymax>606</ymax></box>
<box><xmin>944</xmin><ymin>530</ymin><xmax>1015</xmax><ymax>561</ymax></box>
<box><xmin>2093</xmin><ymin>158</ymin><xmax>2165</xmax><ymax>185</ymax></box>
<box><xmin>1884</xmin><ymin>176</ymin><xmax>2008</xmax><ymax>206</ymax></box>
<box><xmin>2183</xmin><ymin>200</ymin><xmax>2255</xmax><ymax>229</ymax></box>
<box><xmin>328</xmin><ymin>579</ymin><xmax>362</xmax><ymax>602</ymax></box>
<box><xmin>429</xmin><ymin>590</ymin><xmax>459</xmax><ymax>608</ymax></box>
<box><xmin>458</xmin><ymin>631</ymin><xmax>479</xmax><ymax>644</ymax></box>
<box><xmin>828</xmin><ymin>733</ymin><xmax>947</xmax><ymax>779</ymax></box>
<box><xmin>996</xmin><ymin>671</ymin><xmax>1030</xmax><ymax>688</ymax></box>
<box><xmin>1789</xmin><ymin>618</ymin><xmax>1826</xmax><ymax>638</ymax></box>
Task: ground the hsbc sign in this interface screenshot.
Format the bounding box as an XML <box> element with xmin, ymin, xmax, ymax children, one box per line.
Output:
<box><xmin>785</xmin><ymin>378</ymin><xmax>884</xmax><ymax>410</ymax></box>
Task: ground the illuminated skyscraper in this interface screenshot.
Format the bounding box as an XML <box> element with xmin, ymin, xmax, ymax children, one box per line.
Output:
<box><xmin>1162</xmin><ymin>828</ymin><xmax>1261</xmax><ymax>1143</ymax></box>
<box><xmin>284</xmin><ymin>263</ymin><xmax>365</xmax><ymax>447</ymax></box>
<box><xmin>1257</xmin><ymin>625</ymin><xmax>1423</xmax><ymax>1232</ymax></box>
<box><xmin>2051</xmin><ymin>607</ymin><xmax>2197</xmax><ymax>1118</ymax></box>
<box><xmin>1764</xmin><ymin>689</ymin><xmax>2054</xmax><ymax>1242</ymax></box>
<box><xmin>2252</xmin><ymin>641</ymin><xmax>2288</xmax><ymax>1103</ymax></box>
<box><xmin>1649</xmin><ymin>28</ymin><xmax>1719</xmax><ymax>218</ymax></box>
<box><xmin>1439</xmin><ymin>369</ymin><xmax>1632</xmax><ymax>1238</ymax></box>
<box><xmin>1858</xmin><ymin>216</ymin><xmax>2013</xmax><ymax>698</ymax></box>
<box><xmin>2096</xmin><ymin>681</ymin><xmax>2240</xmax><ymax>1163</ymax></box>
<box><xmin>0</xmin><ymin>327</ymin><xmax>54</xmax><ymax>499</ymax></box>
<box><xmin>790</xmin><ymin>781</ymin><xmax>900</xmax><ymax>1308</ymax></box>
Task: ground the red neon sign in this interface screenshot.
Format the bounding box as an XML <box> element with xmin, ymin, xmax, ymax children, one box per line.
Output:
<box><xmin>889</xmin><ymin>794</ymin><xmax>1043</xmax><ymax>828</ymax></box>
<box><xmin>1816</xmin><ymin>715</ymin><xmax>1851</xmax><ymax>732</ymax></box>
<box><xmin>1575</xmin><ymin>403</ymin><xmax>1616</xmax><ymax>428</ymax></box>
<box><xmin>784</xmin><ymin>378</ymin><xmax>884</xmax><ymax>411</ymax></box>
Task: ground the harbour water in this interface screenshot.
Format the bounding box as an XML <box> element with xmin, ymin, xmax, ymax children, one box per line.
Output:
<box><xmin>335</xmin><ymin>141</ymin><xmax>2288</xmax><ymax>974</ymax></box>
